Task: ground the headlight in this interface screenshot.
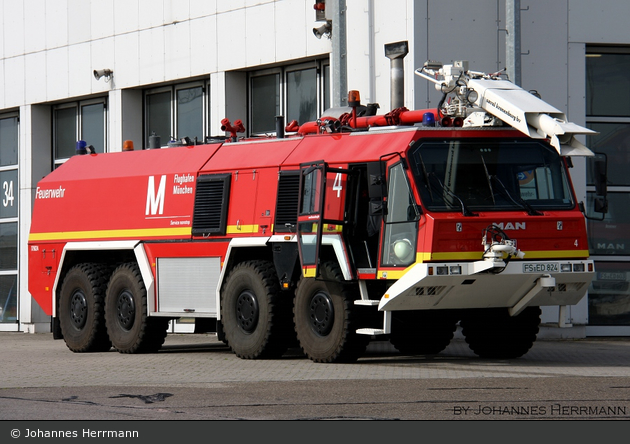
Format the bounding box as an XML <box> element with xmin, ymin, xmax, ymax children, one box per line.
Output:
<box><xmin>393</xmin><ymin>239</ymin><xmax>414</xmax><ymax>263</ymax></box>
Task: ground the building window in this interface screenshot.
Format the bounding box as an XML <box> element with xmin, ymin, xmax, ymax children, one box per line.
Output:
<box><xmin>249</xmin><ymin>59</ymin><xmax>330</xmax><ymax>135</ymax></box>
<box><xmin>177</xmin><ymin>86</ymin><xmax>204</xmax><ymax>144</ymax></box>
<box><xmin>0</xmin><ymin>113</ymin><xmax>18</xmax><ymax>323</ymax></box>
<box><xmin>287</xmin><ymin>66</ymin><xmax>318</xmax><ymax>127</ymax></box>
<box><xmin>81</xmin><ymin>102</ymin><xmax>106</xmax><ymax>153</ymax></box>
<box><xmin>146</xmin><ymin>89</ymin><xmax>172</xmax><ymax>146</ymax></box>
<box><xmin>250</xmin><ymin>73</ymin><xmax>280</xmax><ymax>135</ymax></box>
<box><xmin>53</xmin><ymin>98</ymin><xmax>107</xmax><ymax>166</ymax></box>
<box><xmin>145</xmin><ymin>82</ymin><xmax>208</xmax><ymax>148</ymax></box>
<box><xmin>586</xmin><ymin>46</ymin><xmax>630</xmax><ymax>326</ymax></box>
<box><xmin>0</xmin><ymin>115</ymin><xmax>18</xmax><ymax>167</ymax></box>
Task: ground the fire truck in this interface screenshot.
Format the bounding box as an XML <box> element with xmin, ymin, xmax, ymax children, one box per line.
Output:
<box><xmin>28</xmin><ymin>51</ymin><xmax>608</xmax><ymax>363</ymax></box>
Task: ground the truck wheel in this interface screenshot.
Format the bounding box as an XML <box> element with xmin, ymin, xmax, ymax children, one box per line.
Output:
<box><xmin>221</xmin><ymin>260</ymin><xmax>290</xmax><ymax>359</ymax></box>
<box><xmin>460</xmin><ymin>307</ymin><xmax>541</xmax><ymax>359</ymax></box>
<box><xmin>105</xmin><ymin>262</ymin><xmax>168</xmax><ymax>354</ymax></box>
<box><xmin>389</xmin><ymin>310</ymin><xmax>458</xmax><ymax>355</ymax></box>
<box><xmin>293</xmin><ymin>262</ymin><xmax>369</xmax><ymax>363</ymax></box>
<box><xmin>58</xmin><ymin>263</ymin><xmax>112</xmax><ymax>353</ymax></box>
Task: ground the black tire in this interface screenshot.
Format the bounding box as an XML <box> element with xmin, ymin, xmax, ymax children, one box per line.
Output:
<box><xmin>461</xmin><ymin>306</ymin><xmax>541</xmax><ymax>359</ymax></box>
<box><xmin>105</xmin><ymin>262</ymin><xmax>168</xmax><ymax>354</ymax></box>
<box><xmin>221</xmin><ymin>260</ymin><xmax>291</xmax><ymax>359</ymax></box>
<box><xmin>293</xmin><ymin>262</ymin><xmax>369</xmax><ymax>363</ymax></box>
<box><xmin>58</xmin><ymin>263</ymin><xmax>112</xmax><ymax>353</ymax></box>
<box><xmin>389</xmin><ymin>310</ymin><xmax>458</xmax><ymax>355</ymax></box>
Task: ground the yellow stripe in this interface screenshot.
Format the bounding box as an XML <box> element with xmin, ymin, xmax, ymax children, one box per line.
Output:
<box><xmin>417</xmin><ymin>252</ymin><xmax>432</xmax><ymax>262</ymax></box>
<box><xmin>323</xmin><ymin>225</ymin><xmax>343</xmax><ymax>233</ymax></box>
<box><xmin>226</xmin><ymin>224</ymin><xmax>259</xmax><ymax>234</ymax></box>
<box><xmin>28</xmin><ymin>227</ymin><xmax>191</xmax><ymax>242</ymax></box>
<box><xmin>427</xmin><ymin>252</ymin><xmax>485</xmax><ymax>261</ymax></box>
<box><xmin>303</xmin><ymin>267</ymin><xmax>316</xmax><ymax>278</ymax></box>
<box><xmin>377</xmin><ymin>269</ymin><xmax>407</xmax><ymax>280</ymax></box>
<box><xmin>426</xmin><ymin>250</ymin><xmax>590</xmax><ymax>261</ymax></box>
<box><xmin>526</xmin><ymin>250</ymin><xmax>591</xmax><ymax>258</ymax></box>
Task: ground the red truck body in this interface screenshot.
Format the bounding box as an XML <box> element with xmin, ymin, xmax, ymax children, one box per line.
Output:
<box><xmin>28</xmin><ymin>57</ymin><xmax>603</xmax><ymax>363</ymax></box>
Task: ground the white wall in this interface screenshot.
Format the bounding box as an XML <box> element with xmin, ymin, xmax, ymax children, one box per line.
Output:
<box><xmin>413</xmin><ymin>0</ymin><xmax>505</xmax><ymax>110</ymax></box>
<box><xmin>0</xmin><ymin>0</ymin><xmax>331</xmax><ymax>110</ymax></box>
<box><xmin>569</xmin><ymin>0</ymin><xmax>630</xmax><ymax>44</ymax></box>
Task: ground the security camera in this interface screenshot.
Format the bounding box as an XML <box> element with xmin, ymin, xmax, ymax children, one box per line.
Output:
<box><xmin>313</xmin><ymin>22</ymin><xmax>332</xmax><ymax>39</ymax></box>
<box><xmin>93</xmin><ymin>69</ymin><xmax>113</xmax><ymax>82</ymax></box>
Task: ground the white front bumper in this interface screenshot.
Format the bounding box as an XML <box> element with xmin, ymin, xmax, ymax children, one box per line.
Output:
<box><xmin>378</xmin><ymin>259</ymin><xmax>594</xmax><ymax>313</ymax></box>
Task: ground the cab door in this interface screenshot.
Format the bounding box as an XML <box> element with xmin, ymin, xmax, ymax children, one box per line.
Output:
<box><xmin>296</xmin><ymin>161</ymin><xmax>350</xmax><ymax>278</ymax></box>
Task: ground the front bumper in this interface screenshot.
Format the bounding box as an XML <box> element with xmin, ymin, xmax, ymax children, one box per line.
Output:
<box><xmin>378</xmin><ymin>259</ymin><xmax>594</xmax><ymax>313</ymax></box>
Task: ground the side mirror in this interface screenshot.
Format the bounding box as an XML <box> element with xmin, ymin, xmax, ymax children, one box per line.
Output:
<box><xmin>584</xmin><ymin>152</ymin><xmax>608</xmax><ymax>220</ymax></box>
<box><xmin>593</xmin><ymin>196</ymin><xmax>608</xmax><ymax>214</ymax></box>
<box><xmin>369</xmin><ymin>200</ymin><xmax>383</xmax><ymax>216</ymax></box>
<box><xmin>367</xmin><ymin>161</ymin><xmax>387</xmax><ymax>199</ymax></box>
<box><xmin>593</xmin><ymin>153</ymin><xmax>608</xmax><ymax>198</ymax></box>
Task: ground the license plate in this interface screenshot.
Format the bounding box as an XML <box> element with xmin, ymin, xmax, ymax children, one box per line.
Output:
<box><xmin>523</xmin><ymin>263</ymin><xmax>559</xmax><ymax>273</ymax></box>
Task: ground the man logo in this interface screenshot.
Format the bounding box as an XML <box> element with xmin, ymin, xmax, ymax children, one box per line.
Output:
<box><xmin>493</xmin><ymin>222</ymin><xmax>526</xmax><ymax>230</ymax></box>
<box><xmin>146</xmin><ymin>175</ymin><xmax>166</xmax><ymax>216</ymax></box>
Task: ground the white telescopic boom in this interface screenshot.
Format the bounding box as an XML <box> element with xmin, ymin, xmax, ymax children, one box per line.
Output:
<box><xmin>468</xmin><ymin>78</ymin><xmax>596</xmax><ymax>156</ymax></box>
<box><xmin>415</xmin><ymin>62</ymin><xmax>597</xmax><ymax>156</ymax></box>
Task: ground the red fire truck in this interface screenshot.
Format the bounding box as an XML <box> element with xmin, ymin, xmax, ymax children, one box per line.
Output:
<box><xmin>28</xmin><ymin>53</ymin><xmax>607</xmax><ymax>363</ymax></box>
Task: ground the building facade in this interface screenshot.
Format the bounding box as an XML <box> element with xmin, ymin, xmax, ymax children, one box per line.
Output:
<box><xmin>1</xmin><ymin>0</ymin><xmax>629</xmax><ymax>337</ymax></box>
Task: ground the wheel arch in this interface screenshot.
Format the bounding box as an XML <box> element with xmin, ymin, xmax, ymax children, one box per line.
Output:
<box><xmin>318</xmin><ymin>235</ymin><xmax>354</xmax><ymax>282</ymax></box>
<box><xmin>53</xmin><ymin>241</ymin><xmax>152</xmax><ymax>318</ymax></box>
<box><xmin>216</xmin><ymin>238</ymin><xmax>275</xmax><ymax>320</ymax></box>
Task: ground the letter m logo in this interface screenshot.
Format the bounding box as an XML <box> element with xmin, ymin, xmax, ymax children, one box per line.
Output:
<box><xmin>146</xmin><ymin>175</ymin><xmax>166</xmax><ymax>215</ymax></box>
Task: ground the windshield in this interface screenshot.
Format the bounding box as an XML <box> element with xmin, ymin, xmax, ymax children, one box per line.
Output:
<box><xmin>409</xmin><ymin>139</ymin><xmax>574</xmax><ymax>213</ymax></box>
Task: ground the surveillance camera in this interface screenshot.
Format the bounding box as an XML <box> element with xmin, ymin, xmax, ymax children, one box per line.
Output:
<box><xmin>93</xmin><ymin>69</ymin><xmax>113</xmax><ymax>81</ymax></box>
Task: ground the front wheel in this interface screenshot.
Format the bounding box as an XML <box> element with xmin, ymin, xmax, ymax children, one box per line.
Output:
<box><xmin>389</xmin><ymin>310</ymin><xmax>459</xmax><ymax>355</ymax></box>
<box><xmin>105</xmin><ymin>263</ymin><xmax>168</xmax><ymax>354</ymax></box>
<box><xmin>58</xmin><ymin>263</ymin><xmax>112</xmax><ymax>352</ymax></box>
<box><xmin>293</xmin><ymin>262</ymin><xmax>369</xmax><ymax>363</ymax></box>
<box><xmin>461</xmin><ymin>307</ymin><xmax>541</xmax><ymax>359</ymax></box>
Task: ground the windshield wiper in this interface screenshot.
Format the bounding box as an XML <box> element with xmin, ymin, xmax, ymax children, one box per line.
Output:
<box><xmin>416</xmin><ymin>152</ymin><xmax>434</xmax><ymax>202</ymax></box>
<box><xmin>491</xmin><ymin>175</ymin><xmax>543</xmax><ymax>216</ymax></box>
<box><xmin>479</xmin><ymin>154</ymin><xmax>496</xmax><ymax>205</ymax></box>
<box><xmin>429</xmin><ymin>173</ymin><xmax>477</xmax><ymax>217</ymax></box>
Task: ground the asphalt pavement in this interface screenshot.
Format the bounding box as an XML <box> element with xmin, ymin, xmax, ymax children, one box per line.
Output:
<box><xmin>1</xmin><ymin>330</ymin><xmax>630</xmax><ymax>423</ymax></box>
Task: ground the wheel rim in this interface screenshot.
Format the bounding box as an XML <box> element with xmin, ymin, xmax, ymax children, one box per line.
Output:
<box><xmin>309</xmin><ymin>291</ymin><xmax>334</xmax><ymax>336</ymax></box>
<box><xmin>236</xmin><ymin>290</ymin><xmax>259</xmax><ymax>333</ymax></box>
<box><xmin>69</xmin><ymin>290</ymin><xmax>88</xmax><ymax>330</ymax></box>
<box><xmin>116</xmin><ymin>290</ymin><xmax>136</xmax><ymax>331</ymax></box>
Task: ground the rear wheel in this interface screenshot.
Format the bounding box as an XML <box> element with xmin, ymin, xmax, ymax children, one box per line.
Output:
<box><xmin>221</xmin><ymin>260</ymin><xmax>291</xmax><ymax>359</ymax></box>
<box><xmin>389</xmin><ymin>310</ymin><xmax>459</xmax><ymax>355</ymax></box>
<box><xmin>105</xmin><ymin>262</ymin><xmax>168</xmax><ymax>354</ymax></box>
<box><xmin>461</xmin><ymin>307</ymin><xmax>541</xmax><ymax>359</ymax></box>
<box><xmin>58</xmin><ymin>263</ymin><xmax>112</xmax><ymax>353</ymax></box>
<box><xmin>293</xmin><ymin>262</ymin><xmax>369</xmax><ymax>363</ymax></box>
